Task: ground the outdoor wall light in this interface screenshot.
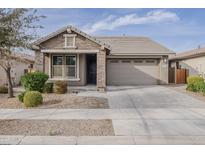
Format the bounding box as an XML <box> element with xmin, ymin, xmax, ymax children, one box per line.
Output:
<box><xmin>163</xmin><ymin>58</ymin><xmax>168</xmax><ymax>64</ymax></box>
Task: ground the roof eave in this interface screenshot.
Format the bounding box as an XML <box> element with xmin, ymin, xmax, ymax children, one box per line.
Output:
<box><xmin>110</xmin><ymin>52</ymin><xmax>175</xmax><ymax>56</ymax></box>
<box><xmin>169</xmin><ymin>53</ymin><xmax>205</xmax><ymax>61</ymax></box>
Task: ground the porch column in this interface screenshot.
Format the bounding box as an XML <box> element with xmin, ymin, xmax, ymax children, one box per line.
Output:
<box><xmin>34</xmin><ymin>50</ymin><xmax>43</xmax><ymax>72</ymax></box>
<box><xmin>97</xmin><ymin>49</ymin><xmax>106</xmax><ymax>92</ymax></box>
<box><xmin>159</xmin><ymin>57</ymin><xmax>169</xmax><ymax>84</ymax></box>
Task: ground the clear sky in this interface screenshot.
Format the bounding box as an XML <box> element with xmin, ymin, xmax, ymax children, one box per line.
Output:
<box><xmin>36</xmin><ymin>8</ymin><xmax>205</xmax><ymax>53</ymax></box>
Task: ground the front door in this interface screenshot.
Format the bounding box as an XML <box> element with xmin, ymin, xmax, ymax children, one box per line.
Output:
<box><xmin>86</xmin><ymin>54</ymin><xmax>96</xmax><ymax>84</ymax></box>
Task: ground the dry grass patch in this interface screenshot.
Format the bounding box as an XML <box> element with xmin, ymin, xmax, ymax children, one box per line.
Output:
<box><xmin>0</xmin><ymin>93</ymin><xmax>109</xmax><ymax>109</ymax></box>
<box><xmin>0</xmin><ymin>119</ymin><xmax>114</xmax><ymax>136</ymax></box>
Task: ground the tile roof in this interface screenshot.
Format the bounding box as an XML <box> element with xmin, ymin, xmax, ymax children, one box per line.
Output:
<box><xmin>96</xmin><ymin>36</ymin><xmax>174</xmax><ymax>55</ymax></box>
<box><xmin>169</xmin><ymin>47</ymin><xmax>205</xmax><ymax>60</ymax></box>
<box><xmin>32</xmin><ymin>25</ymin><xmax>174</xmax><ymax>55</ymax></box>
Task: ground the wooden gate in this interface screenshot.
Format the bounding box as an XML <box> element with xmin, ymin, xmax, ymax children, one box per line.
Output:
<box><xmin>169</xmin><ymin>67</ymin><xmax>175</xmax><ymax>83</ymax></box>
<box><xmin>176</xmin><ymin>69</ymin><xmax>189</xmax><ymax>84</ymax></box>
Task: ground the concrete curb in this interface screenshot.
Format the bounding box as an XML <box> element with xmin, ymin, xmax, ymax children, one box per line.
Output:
<box><xmin>1</xmin><ymin>135</ymin><xmax>205</xmax><ymax>145</ymax></box>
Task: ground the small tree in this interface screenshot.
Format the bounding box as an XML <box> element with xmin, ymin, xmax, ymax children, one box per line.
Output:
<box><xmin>0</xmin><ymin>9</ymin><xmax>44</xmax><ymax>97</ymax></box>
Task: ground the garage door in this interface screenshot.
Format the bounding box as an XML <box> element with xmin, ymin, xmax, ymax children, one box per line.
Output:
<box><xmin>107</xmin><ymin>59</ymin><xmax>159</xmax><ymax>85</ymax></box>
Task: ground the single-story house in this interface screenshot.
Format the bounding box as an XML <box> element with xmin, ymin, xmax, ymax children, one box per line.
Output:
<box><xmin>169</xmin><ymin>47</ymin><xmax>205</xmax><ymax>83</ymax></box>
<box><xmin>0</xmin><ymin>52</ymin><xmax>34</xmax><ymax>86</ymax></box>
<box><xmin>32</xmin><ymin>26</ymin><xmax>174</xmax><ymax>91</ymax></box>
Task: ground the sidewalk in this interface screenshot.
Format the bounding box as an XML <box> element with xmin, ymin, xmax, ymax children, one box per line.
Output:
<box><xmin>0</xmin><ymin>109</ymin><xmax>140</xmax><ymax>120</ymax></box>
<box><xmin>1</xmin><ymin>135</ymin><xmax>205</xmax><ymax>145</ymax></box>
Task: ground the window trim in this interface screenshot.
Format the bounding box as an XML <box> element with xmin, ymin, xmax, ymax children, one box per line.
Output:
<box><xmin>63</xmin><ymin>34</ymin><xmax>77</xmax><ymax>48</ymax></box>
<box><xmin>52</xmin><ymin>55</ymin><xmax>63</xmax><ymax>78</ymax></box>
<box><xmin>51</xmin><ymin>54</ymin><xmax>79</xmax><ymax>81</ymax></box>
<box><xmin>65</xmin><ymin>55</ymin><xmax>77</xmax><ymax>78</ymax></box>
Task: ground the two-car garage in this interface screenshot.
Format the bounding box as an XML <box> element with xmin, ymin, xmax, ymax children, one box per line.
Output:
<box><xmin>97</xmin><ymin>36</ymin><xmax>173</xmax><ymax>86</ymax></box>
<box><xmin>107</xmin><ymin>58</ymin><xmax>160</xmax><ymax>85</ymax></box>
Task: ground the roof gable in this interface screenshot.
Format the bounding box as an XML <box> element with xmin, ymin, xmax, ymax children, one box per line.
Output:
<box><xmin>32</xmin><ymin>25</ymin><xmax>111</xmax><ymax>50</ymax></box>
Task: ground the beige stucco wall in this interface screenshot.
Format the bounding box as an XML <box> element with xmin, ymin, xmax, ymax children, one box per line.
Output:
<box><xmin>159</xmin><ymin>57</ymin><xmax>169</xmax><ymax>84</ymax></box>
<box><xmin>178</xmin><ymin>56</ymin><xmax>205</xmax><ymax>77</ymax></box>
<box><xmin>0</xmin><ymin>60</ymin><xmax>31</xmax><ymax>86</ymax></box>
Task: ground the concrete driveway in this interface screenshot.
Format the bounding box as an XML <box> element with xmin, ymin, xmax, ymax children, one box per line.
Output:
<box><xmin>79</xmin><ymin>85</ymin><xmax>205</xmax><ymax>144</ymax></box>
<box><xmin>110</xmin><ymin>86</ymin><xmax>205</xmax><ymax>144</ymax></box>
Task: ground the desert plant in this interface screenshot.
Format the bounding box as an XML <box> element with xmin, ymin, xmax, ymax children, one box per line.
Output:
<box><xmin>187</xmin><ymin>76</ymin><xmax>204</xmax><ymax>85</ymax></box>
<box><xmin>21</xmin><ymin>72</ymin><xmax>49</xmax><ymax>92</ymax></box>
<box><xmin>186</xmin><ymin>76</ymin><xmax>205</xmax><ymax>92</ymax></box>
<box><xmin>54</xmin><ymin>81</ymin><xmax>67</xmax><ymax>94</ymax></box>
<box><xmin>186</xmin><ymin>84</ymin><xmax>197</xmax><ymax>92</ymax></box>
<box><xmin>43</xmin><ymin>82</ymin><xmax>53</xmax><ymax>93</ymax></box>
<box><xmin>194</xmin><ymin>81</ymin><xmax>205</xmax><ymax>92</ymax></box>
<box><xmin>23</xmin><ymin>91</ymin><xmax>43</xmax><ymax>107</ymax></box>
<box><xmin>18</xmin><ymin>91</ymin><xmax>26</xmax><ymax>103</ymax></box>
<box><xmin>0</xmin><ymin>86</ymin><xmax>8</xmax><ymax>94</ymax></box>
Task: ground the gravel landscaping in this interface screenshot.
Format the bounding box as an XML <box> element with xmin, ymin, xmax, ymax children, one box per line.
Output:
<box><xmin>0</xmin><ymin>119</ymin><xmax>114</xmax><ymax>136</ymax></box>
<box><xmin>0</xmin><ymin>93</ymin><xmax>109</xmax><ymax>109</ymax></box>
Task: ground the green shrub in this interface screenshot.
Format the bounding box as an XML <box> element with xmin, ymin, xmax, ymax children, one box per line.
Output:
<box><xmin>43</xmin><ymin>82</ymin><xmax>53</xmax><ymax>93</ymax></box>
<box><xmin>0</xmin><ymin>86</ymin><xmax>8</xmax><ymax>94</ymax></box>
<box><xmin>18</xmin><ymin>91</ymin><xmax>26</xmax><ymax>103</ymax></box>
<box><xmin>187</xmin><ymin>76</ymin><xmax>204</xmax><ymax>85</ymax></box>
<box><xmin>23</xmin><ymin>91</ymin><xmax>43</xmax><ymax>107</ymax></box>
<box><xmin>186</xmin><ymin>76</ymin><xmax>205</xmax><ymax>92</ymax></box>
<box><xmin>54</xmin><ymin>81</ymin><xmax>67</xmax><ymax>94</ymax></box>
<box><xmin>21</xmin><ymin>72</ymin><xmax>49</xmax><ymax>92</ymax></box>
<box><xmin>186</xmin><ymin>84</ymin><xmax>197</xmax><ymax>92</ymax></box>
<box><xmin>195</xmin><ymin>81</ymin><xmax>205</xmax><ymax>92</ymax></box>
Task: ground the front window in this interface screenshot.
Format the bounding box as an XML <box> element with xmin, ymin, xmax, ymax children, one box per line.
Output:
<box><xmin>52</xmin><ymin>55</ymin><xmax>77</xmax><ymax>78</ymax></box>
<box><xmin>65</xmin><ymin>56</ymin><xmax>76</xmax><ymax>78</ymax></box>
<box><xmin>52</xmin><ymin>56</ymin><xmax>63</xmax><ymax>77</ymax></box>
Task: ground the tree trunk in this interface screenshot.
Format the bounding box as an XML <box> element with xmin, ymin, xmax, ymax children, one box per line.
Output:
<box><xmin>6</xmin><ymin>67</ymin><xmax>14</xmax><ymax>98</ymax></box>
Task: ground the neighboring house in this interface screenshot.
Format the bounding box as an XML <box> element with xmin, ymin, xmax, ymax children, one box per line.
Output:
<box><xmin>0</xmin><ymin>52</ymin><xmax>34</xmax><ymax>86</ymax></box>
<box><xmin>169</xmin><ymin>47</ymin><xmax>205</xmax><ymax>83</ymax></box>
<box><xmin>32</xmin><ymin>26</ymin><xmax>174</xmax><ymax>91</ymax></box>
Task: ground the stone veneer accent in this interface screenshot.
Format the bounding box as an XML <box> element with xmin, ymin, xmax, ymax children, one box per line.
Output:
<box><xmin>34</xmin><ymin>50</ymin><xmax>43</xmax><ymax>72</ymax></box>
<box><xmin>97</xmin><ymin>49</ymin><xmax>106</xmax><ymax>92</ymax></box>
<box><xmin>44</xmin><ymin>54</ymin><xmax>49</xmax><ymax>75</ymax></box>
